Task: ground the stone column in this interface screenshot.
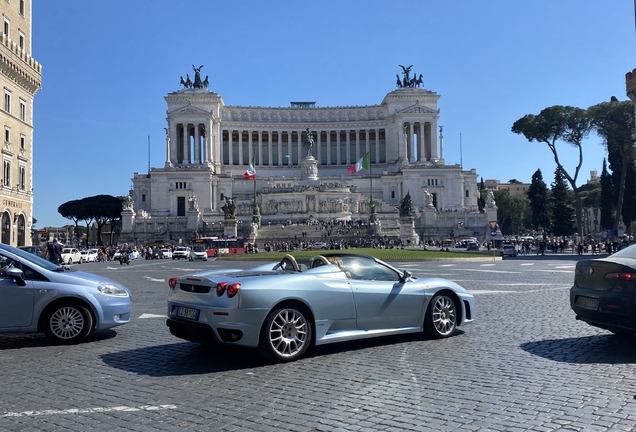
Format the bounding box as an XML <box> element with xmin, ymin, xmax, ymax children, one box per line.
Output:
<box><xmin>326</xmin><ymin>131</ymin><xmax>332</xmax><ymax>165</ymax></box>
<box><xmin>228</xmin><ymin>129</ymin><xmax>233</xmax><ymax>166</ymax></box>
<box><xmin>170</xmin><ymin>123</ymin><xmax>178</xmax><ymax>165</ymax></box>
<box><xmin>346</xmin><ymin>130</ymin><xmax>351</xmax><ymax>165</ymax></box>
<box><xmin>355</xmin><ymin>129</ymin><xmax>361</xmax><ymax>161</ymax></box>
<box><xmin>194</xmin><ymin>123</ymin><xmax>200</xmax><ymax>164</ymax></box>
<box><xmin>336</xmin><ymin>131</ymin><xmax>341</xmax><ymax>165</ymax></box>
<box><xmin>212</xmin><ymin>180</ymin><xmax>218</xmax><ymax>212</ymax></box>
<box><xmin>297</xmin><ymin>130</ymin><xmax>302</xmax><ymax>164</ymax></box>
<box><xmin>418</xmin><ymin>122</ymin><xmax>424</xmax><ymax>162</ymax></box>
<box><xmin>287</xmin><ymin>131</ymin><xmax>292</xmax><ymax>166</ymax></box>
<box><xmin>248</xmin><ymin>131</ymin><xmax>253</xmax><ymax>166</ymax></box>
<box><xmin>182</xmin><ymin>124</ymin><xmax>189</xmax><ymax>164</ymax></box>
<box><xmin>258</xmin><ymin>131</ymin><xmax>263</xmax><ymax>165</ymax></box>
<box><xmin>278</xmin><ymin>131</ymin><xmax>283</xmax><ymax>166</ymax></box>
<box><xmin>317</xmin><ymin>130</ymin><xmax>322</xmax><ymax>165</ymax></box>
<box><xmin>268</xmin><ymin>131</ymin><xmax>273</xmax><ymax>166</ymax></box>
<box><xmin>165</xmin><ymin>125</ymin><xmax>172</xmax><ymax>167</ymax></box>
<box><xmin>431</xmin><ymin>120</ymin><xmax>438</xmax><ymax>160</ymax></box>
<box><xmin>374</xmin><ymin>128</ymin><xmax>380</xmax><ymax>164</ymax></box>
<box><xmin>409</xmin><ymin>123</ymin><xmax>415</xmax><ymax>163</ymax></box>
<box><xmin>238</xmin><ymin>131</ymin><xmax>244</xmax><ymax>166</ymax></box>
<box><xmin>364</xmin><ymin>129</ymin><xmax>370</xmax><ymax>157</ymax></box>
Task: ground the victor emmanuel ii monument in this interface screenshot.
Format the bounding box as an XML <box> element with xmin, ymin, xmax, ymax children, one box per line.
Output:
<box><xmin>120</xmin><ymin>65</ymin><xmax>496</xmax><ymax>244</ymax></box>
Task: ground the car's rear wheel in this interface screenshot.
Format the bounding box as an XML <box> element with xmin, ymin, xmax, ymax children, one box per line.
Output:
<box><xmin>425</xmin><ymin>294</ymin><xmax>457</xmax><ymax>338</ymax></box>
<box><xmin>260</xmin><ymin>306</ymin><xmax>311</xmax><ymax>362</ymax></box>
<box><xmin>43</xmin><ymin>303</ymin><xmax>93</xmax><ymax>344</ymax></box>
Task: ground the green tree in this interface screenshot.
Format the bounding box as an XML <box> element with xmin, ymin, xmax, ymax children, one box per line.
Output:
<box><xmin>577</xmin><ymin>180</ymin><xmax>601</xmax><ymax>236</ymax></box>
<box><xmin>508</xmin><ymin>179</ymin><xmax>522</xmax><ymax>184</ymax></box>
<box><xmin>512</xmin><ymin>105</ymin><xmax>590</xmax><ymax>238</ymax></box>
<box><xmin>493</xmin><ymin>190</ymin><xmax>527</xmax><ymax>234</ymax></box>
<box><xmin>588</xmin><ymin>99</ymin><xmax>636</xmax><ymax>238</ymax></box>
<box><xmin>58</xmin><ymin>199</ymin><xmax>83</xmax><ymax>242</ymax></box>
<box><xmin>550</xmin><ymin>168</ymin><xmax>575</xmax><ymax>236</ymax></box>
<box><xmin>527</xmin><ymin>169</ymin><xmax>551</xmax><ymax>231</ymax></box>
<box><xmin>84</xmin><ymin>195</ymin><xmax>123</xmax><ymax>246</ymax></box>
<box><xmin>600</xmin><ymin>159</ymin><xmax>614</xmax><ymax>231</ymax></box>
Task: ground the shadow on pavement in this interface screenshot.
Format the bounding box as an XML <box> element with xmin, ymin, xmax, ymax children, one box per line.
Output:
<box><xmin>100</xmin><ymin>330</ymin><xmax>466</xmax><ymax>376</ymax></box>
<box><xmin>520</xmin><ymin>333</ymin><xmax>636</xmax><ymax>364</ymax></box>
<box><xmin>0</xmin><ymin>329</ymin><xmax>117</xmax><ymax>350</ymax></box>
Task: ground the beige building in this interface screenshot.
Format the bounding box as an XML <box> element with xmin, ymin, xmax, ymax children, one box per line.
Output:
<box><xmin>0</xmin><ymin>0</ymin><xmax>40</xmax><ymax>246</ymax></box>
<box><xmin>483</xmin><ymin>179</ymin><xmax>531</xmax><ymax>196</ymax></box>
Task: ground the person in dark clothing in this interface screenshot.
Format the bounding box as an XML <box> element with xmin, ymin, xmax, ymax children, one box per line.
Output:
<box><xmin>46</xmin><ymin>238</ymin><xmax>63</xmax><ymax>265</ymax></box>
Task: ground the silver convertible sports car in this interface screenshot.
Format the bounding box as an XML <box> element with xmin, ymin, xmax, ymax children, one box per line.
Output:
<box><xmin>166</xmin><ymin>253</ymin><xmax>475</xmax><ymax>362</ymax></box>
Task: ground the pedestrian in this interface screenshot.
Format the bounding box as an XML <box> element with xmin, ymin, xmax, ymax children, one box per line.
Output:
<box><xmin>46</xmin><ymin>237</ymin><xmax>63</xmax><ymax>265</ymax></box>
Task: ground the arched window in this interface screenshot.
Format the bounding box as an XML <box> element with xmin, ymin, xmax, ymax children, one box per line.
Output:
<box><xmin>1</xmin><ymin>212</ymin><xmax>10</xmax><ymax>244</ymax></box>
<box><xmin>17</xmin><ymin>214</ymin><xmax>25</xmax><ymax>246</ymax></box>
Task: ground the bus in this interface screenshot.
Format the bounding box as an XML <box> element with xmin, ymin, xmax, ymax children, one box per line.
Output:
<box><xmin>192</xmin><ymin>237</ymin><xmax>246</xmax><ymax>257</ymax></box>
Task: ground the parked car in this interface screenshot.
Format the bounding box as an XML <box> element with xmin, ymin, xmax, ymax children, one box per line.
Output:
<box><xmin>190</xmin><ymin>245</ymin><xmax>207</xmax><ymax>261</ymax></box>
<box><xmin>0</xmin><ymin>243</ymin><xmax>132</xmax><ymax>344</ymax></box>
<box><xmin>172</xmin><ymin>247</ymin><xmax>191</xmax><ymax>260</ymax></box>
<box><xmin>570</xmin><ymin>244</ymin><xmax>636</xmax><ymax>335</ymax></box>
<box><xmin>61</xmin><ymin>248</ymin><xmax>82</xmax><ymax>264</ymax></box>
<box><xmin>167</xmin><ymin>253</ymin><xmax>475</xmax><ymax>362</ymax></box>
<box><xmin>19</xmin><ymin>245</ymin><xmax>45</xmax><ymax>258</ymax></box>
<box><xmin>160</xmin><ymin>249</ymin><xmax>173</xmax><ymax>259</ymax></box>
<box><xmin>311</xmin><ymin>242</ymin><xmax>328</xmax><ymax>250</ymax></box>
<box><xmin>501</xmin><ymin>244</ymin><xmax>516</xmax><ymax>257</ymax></box>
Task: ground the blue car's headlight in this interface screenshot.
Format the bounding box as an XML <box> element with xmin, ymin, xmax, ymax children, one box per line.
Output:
<box><xmin>97</xmin><ymin>282</ymin><xmax>129</xmax><ymax>297</ymax></box>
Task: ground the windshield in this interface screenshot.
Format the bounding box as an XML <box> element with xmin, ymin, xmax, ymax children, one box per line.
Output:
<box><xmin>193</xmin><ymin>245</ymin><xmax>205</xmax><ymax>252</ymax></box>
<box><xmin>610</xmin><ymin>243</ymin><xmax>636</xmax><ymax>259</ymax></box>
<box><xmin>0</xmin><ymin>243</ymin><xmax>61</xmax><ymax>271</ymax></box>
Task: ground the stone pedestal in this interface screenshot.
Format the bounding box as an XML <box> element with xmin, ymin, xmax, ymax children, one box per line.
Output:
<box><xmin>186</xmin><ymin>210</ymin><xmax>200</xmax><ymax>231</ymax></box>
<box><xmin>399</xmin><ymin>216</ymin><xmax>420</xmax><ymax>246</ymax></box>
<box><xmin>422</xmin><ymin>206</ymin><xmax>437</xmax><ymax>227</ymax></box>
<box><xmin>224</xmin><ymin>218</ymin><xmax>238</xmax><ymax>238</ymax></box>
<box><xmin>121</xmin><ymin>209</ymin><xmax>135</xmax><ymax>233</ymax></box>
<box><xmin>299</xmin><ymin>156</ymin><xmax>320</xmax><ymax>186</ymax></box>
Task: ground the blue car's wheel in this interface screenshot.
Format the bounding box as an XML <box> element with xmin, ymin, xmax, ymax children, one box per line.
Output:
<box><xmin>260</xmin><ymin>306</ymin><xmax>311</xmax><ymax>362</ymax></box>
<box><xmin>43</xmin><ymin>303</ymin><xmax>93</xmax><ymax>344</ymax></box>
<box><xmin>425</xmin><ymin>294</ymin><xmax>457</xmax><ymax>339</ymax></box>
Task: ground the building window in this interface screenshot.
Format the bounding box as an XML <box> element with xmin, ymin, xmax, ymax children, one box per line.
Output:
<box><xmin>177</xmin><ymin>197</ymin><xmax>186</xmax><ymax>216</ymax></box>
<box><xmin>142</xmin><ymin>194</ymin><xmax>146</xmax><ymax>202</ymax></box>
<box><xmin>465</xmin><ymin>190</ymin><xmax>470</xmax><ymax>198</ymax></box>
<box><xmin>19</xmin><ymin>99</ymin><xmax>25</xmax><ymax>121</ymax></box>
<box><xmin>18</xmin><ymin>165</ymin><xmax>25</xmax><ymax>190</ymax></box>
<box><xmin>18</xmin><ymin>31</ymin><xmax>23</xmax><ymax>49</ymax></box>
<box><xmin>3</xmin><ymin>17</ymin><xmax>8</xmax><ymax>37</ymax></box>
<box><xmin>175</xmin><ymin>181</ymin><xmax>187</xmax><ymax>189</ymax></box>
<box><xmin>391</xmin><ymin>191</ymin><xmax>395</xmax><ymax>199</ymax></box>
<box><xmin>19</xmin><ymin>0</ymin><xmax>24</xmax><ymax>16</ymax></box>
<box><xmin>4</xmin><ymin>90</ymin><xmax>10</xmax><ymax>113</ymax></box>
<box><xmin>20</xmin><ymin>135</ymin><xmax>24</xmax><ymax>149</ymax></box>
<box><xmin>4</xmin><ymin>128</ymin><xmax>9</xmax><ymax>144</ymax></box>
<box><xmin>3</xmin><ymin>160</ymin><xmax>10</xmax><ymax>187</ymax></box>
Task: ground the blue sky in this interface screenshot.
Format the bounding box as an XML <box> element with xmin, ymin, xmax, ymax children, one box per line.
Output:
<box><xmin>32</xmin><ymin>0</ymin><xmax>634</xmax><ymax>228</ymax></box>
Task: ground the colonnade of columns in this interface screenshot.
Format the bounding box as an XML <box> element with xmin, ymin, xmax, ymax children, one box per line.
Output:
<box><xmin>167</xmin><ymin>121</ymin><xmax>216</xmax><ymax>166</ymax></box>
<box><xmin>221</xmin><ymin>128</ymin><xmax>387</xmax><ymax>167</ymax></box>
<box><xmin>399</xmin><ymin>121</ymin><xmax>438</xmax><ymax>163</ymax></box>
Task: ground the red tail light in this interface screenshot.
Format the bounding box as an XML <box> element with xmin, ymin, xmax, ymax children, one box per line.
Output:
<box><xmin>216</xmin><ymin>281</ymin><xmax>227</xmax><ymax>296</ymax></box>
<box><xmin>168</xmin><ymin>277</ymin><xmax>178</xmax><ymax>289</ymax></box>
<box><xmin>226</xmin><ymin>283</ymin><xmax>241</xmax><ymax>298</ymax></box>
<box><xmin>605</xmin><ymin>272</ymin><xmax>636</xmax><ymax>281</ymax></box>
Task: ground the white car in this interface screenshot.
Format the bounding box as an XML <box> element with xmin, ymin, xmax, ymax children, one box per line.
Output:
<box><xmin>190</xmin><ymin>245</ymin><xmax>208</xmax><ymax>261</ymax></box>
<box><xmin>312</xmin><ymin>242</ymin><xmax>328</xmax><ymax>250</ymax></box>
<box><xmin>61</xmin><ymin>247</ymin><xmax>82</xmax><ymax>264</ymax></box>
<box><xmin>80</xmin><ymin>249</ymin><xmax>98</xmax><ymax>263</ymax></box>
<box><xmin>172</xmin><ymin>247</ymin><xmax>191</xmax><ymax>260</ymax></box>
<box><xmin>160</xmin><ymin>249</ymin><xmax>173</xmax><ymax>259</ymax></box>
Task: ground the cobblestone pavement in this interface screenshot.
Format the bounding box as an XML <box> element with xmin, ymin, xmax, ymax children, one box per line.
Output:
<box><xmin>1</xmin><ymin>255</ymin><xmax>635</xmax><ymax>431</ymax></box>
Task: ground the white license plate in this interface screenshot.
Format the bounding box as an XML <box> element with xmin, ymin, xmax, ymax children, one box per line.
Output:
<box><xmin>177</xmin><ymin>306</ymin><xmax>199</xmax><ymax>320</ymax></box>
<box><xmin>575</xmin><ymin>296</ymin><xmax>599</xmax><ymax>310</ymax></box>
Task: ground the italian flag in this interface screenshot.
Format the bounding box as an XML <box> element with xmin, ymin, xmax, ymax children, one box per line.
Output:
<box><xmin>348</xmin><ymin>152</ymin><xmax>370</xmax><ymax>174</ymax></box>
<box><xmin>243</xmin><ymin>155</ymin><xmax>256</xmax><ymax>180</ymax></box>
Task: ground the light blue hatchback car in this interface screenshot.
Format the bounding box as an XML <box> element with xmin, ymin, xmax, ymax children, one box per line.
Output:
<box><xmin>0</xmin><ymin>243</ymin><xmax>132</xmax><ymax>344</ymax></box>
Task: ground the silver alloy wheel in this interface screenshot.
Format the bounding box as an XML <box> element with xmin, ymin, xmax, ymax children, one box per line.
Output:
<box><xmin>49</xmin><ymin>306</ymin><xmax>86</xmax><ymax>340</ymax></box>
<box><xmin>431</xmin><ymin>295</ymin><xmax>457</xmax><ymax>337</ymax></box>
<box><xmin>267</xmin><ymin>308</ymin><xmax>309</xmax><ymax>359</ymax></box>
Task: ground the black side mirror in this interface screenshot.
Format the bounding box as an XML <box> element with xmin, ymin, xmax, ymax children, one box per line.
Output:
<box><xmin>400</xmin><ymin>270</ymin><xmax>412</xmax><ymax>283</ymax></box>
<box><xmin>6</xmin><ymin>267</ymin><xmax>26</xmax><ymax>286</ymax></box>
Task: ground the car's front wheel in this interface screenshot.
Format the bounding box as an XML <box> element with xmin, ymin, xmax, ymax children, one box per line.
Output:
<box><xmin>42</xmin><ymin>303</ymin><xmax>93</xmax><ymax>344</ymax></box>
<box><xmin>260</xmin><ymin>306</ymin><xmax>312</xmax><ymax>362</ymax></box>
<box><xmin>425</xmin><ymin>294</ymin><xmax>457</xmax><ymax>339</ymax></box>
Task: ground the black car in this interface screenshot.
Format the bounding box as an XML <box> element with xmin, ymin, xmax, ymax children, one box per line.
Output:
<box><xmin>570</xmin><ymin>244</ymin><xmax>636</xmax><ymax>335</ymax></box>
<box><xmin>19</xmin><ymin>245</ymin><xmax>45</xmax><ymax>258</ymax></box>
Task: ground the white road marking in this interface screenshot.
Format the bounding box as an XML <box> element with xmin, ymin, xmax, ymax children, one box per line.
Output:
<box><xmin>143</xmin><ymin>276</ymin><xmax>165</xmax><ymax>282</ymax></box>
<box><xmin>439</xmin><ymin>264</ymin><xmax>456</xmax><ymax>267</ymax></box>
<box><xmin>469</xmin><ymin>290</ymin><xmax>509</xmax><ymax>294</ymax></box>
<box><xmin>454</xmin><ymin>269</ymin><xmax>521</xmax><ymax>274</ymax></box>
<box><xmin>494</xmin><ymin>283</ymin><xmax>550</xmax><ymax>286</ymax></box>
<box><xmin>106</xmin><ymin>266</ymin><xmax>119</xmax><ymax>270</ymax></box>
<box><xmin>520</xmin><ymin>263</ymin><xmax>535</xmax><ymax>266</ymax></box>
<box><xmin>480</xmin><ymin>264</ymin><xmax>496</xmax><ymax>267</ymax></box>
<box><xmin>0</xmin><ymin>404</ymin><xmax>177</xmax><ymax>418</ymax></box>
<box><xmin>139</xmin><ymin>313</ymin><xmax>166</xmax><ymax>319</ymax></box>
